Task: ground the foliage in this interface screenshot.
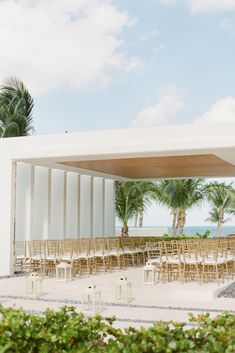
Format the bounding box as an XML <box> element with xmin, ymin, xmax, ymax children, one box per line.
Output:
<box><xmin>155</xmin><ymin>179</ymin><xmax>207</xmax><ymax>236</ymax></box>
<box><xmin>194</xmin><ymin>230</ymin><xmax>211</xmax><ymax>239</ymax></box>
<box><xmin>115</xmin><ymin>181</ymin><xmax>156</xmax><ymax>235</ymax></box>
<box><xmin>0</xmin><ymin>76</ymin><xmax>34</xmax><ymax>137</ymax></box>
<box><xmin>138</xmin><ymin>236</ymin><xmax>196</xmax><ymax>242</ymax></box>
<box><xmin>132</xmin><ymin>181</ymin><xmax>156</xmax><ymax>227</ymax></box>
<box><xmin>0</xmin><ymin>306</ymin><xmax>234</xmax><ymax>353</ymax></box>
<box><xmin>115</xmin><ymin>182</ymin><xmax>138</xmax><ymax>236</ymax></box>
<box><xmin>206</xmin><ymin>182</ymin><xmax>235</xmax><ymax>236</ymax></box>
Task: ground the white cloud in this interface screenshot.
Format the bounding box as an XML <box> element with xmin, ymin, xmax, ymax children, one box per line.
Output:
<box><xmin>188</xmin><ymin>0</ymin><xmax>235</xmax><ymax>13</ymax></box>
<box><xmin>194</xmin><ymin>97</ymin><xmax>235</xmax><ymax>123</ymax></box>
<box><xmin>131</xmin><ymin>87</ymin><xmax>185</xmax><ymax>128</ymax></box>
<box><xmin>0</xmin><ymin>0</ymin><xmax>137</xmax><ymax>95</ymax></box>
<box><xmin>159</xmin><ymin>0</ymin><xmax>235</xmax><ymax>12</ymax></box>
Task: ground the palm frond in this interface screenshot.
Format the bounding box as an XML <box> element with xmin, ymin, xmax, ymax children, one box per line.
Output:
<box><xmin>0</xmin><ymin>76</ymin><xmax>34</xmax><ymax>137</ymax></box>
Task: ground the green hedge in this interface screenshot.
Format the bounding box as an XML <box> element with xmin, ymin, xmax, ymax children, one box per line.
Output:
<box><xmin>125</xmin><ymin>236</ymin><xmax>211</xmax><ymax>244</ymax></box>
<box><xmin>0</xmin><ymin>305</ymin><xmax>234</xmax><ymax>353</ymax></box>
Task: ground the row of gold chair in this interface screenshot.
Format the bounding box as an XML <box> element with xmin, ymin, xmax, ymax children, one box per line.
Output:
<box><xmin>14</xmin><ymin>237</ymin><xmax>145</xmax><ymax>276</ymax></box>
<box><xmin>14</xmin><ymin>237</ymin><xmax>235</xmax><ymax>282</ymax></box>
<box><xmin>147</xmin><ymin>239</ymin><xmax>235</xmax><ymax>283</ymax></box>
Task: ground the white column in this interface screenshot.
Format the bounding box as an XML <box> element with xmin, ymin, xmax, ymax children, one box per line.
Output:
<box><xmin>104</xmin><ymin>180</ymin><xmax>115</xmax><ymax>236</ymax></box>
<box><xmin>77</xmin><ymin>174</ymin><xmax>81</xmax><ymax>238</ymax></box>
<box><xmin>0</xmin><ymin>159</ymin><xmax>16</xmax><ymax>276</ymax></box>
<box><xmin>62</xmin><ymin>171</ymin><xmax>67</xmax><ymax>239</ymax></box>
<box><xmin>92</xmin><ymin>177</ymin><xmax>105</xmax><ymax>237</ymax></box>
<box><xmin>80</xmin><ymin>175</ymin><xmax>92</xmax><ymax>237</ymax></box>
<box><xmin>90</xmin><ymin>177</ymin><xmax>94</xmax><ymax>238</ymax></box>
<box><xmin>43</xmin><ymin>168</ymin><xmax>51</xmax><ymax>240</ymax></box>
<box><xmin>102</xmin><ymin>178</ymin><xmax>105</xmax><ymax>236</ymax></box>
<box><xmin>25</xmin><ymin>165</ymin><xmax>35</xmax><ymax>241</ymax></box>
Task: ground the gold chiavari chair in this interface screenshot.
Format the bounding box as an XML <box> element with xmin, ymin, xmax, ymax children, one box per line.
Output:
<box><xmin>107</xmin><ymin>237</ymin><xmax>125</xmax><ymax>270</ymax></box>
<box><xmin>78</xmin><ymin>238</ymin><xmax>93</xmax><ymax>275</ymax></box>
<box><xmin>146</xmin><ymin>241</ymin><xmax>165</xmax><ymax>281</ymax></box>
<box><xmin>121</xmin><ymin>237</ymin><xmax>138</xmax><ymax>267</ymax></box>
<box><xmin>163</xmin><ymin>241</ymin><xmax>182</xmax><ymax>281</ymax></box>
<box><xmin>226</xmin><ymin>238</ymin><xmax>235</xmax><ymax>277</ymax></box>
<box><xmin>135</xmin><ymin>237</ymin><xmax>146</xmax><ymax>264</ymax></box>
<box><xmin>44</xmin><ymin>240</ymin><xmax>60</xmax><ymax>276</ymax></box>
<box><xmin>91</xmin><ymin>238</ymin><xmax>111</xmax><ymax>274</ymax></box>
<box><xmin>201</xmin><ymin>245</ymin><xmax>225</xmax><ymax>283</ymax></box>
<box><xmin>28</xmin><ymin>240</ymin><xmax>45</xmax><ymax>275</ymax></box>
<box><xmin>61</xmin><ymin>239</ymin><xmax>82</xmax><ymax>276</ymax></box>
<box><xmin>14</xmin><ymin>240</ymin><xmax>27</xmax><ymax>274</ymax></box>
<box><xmin>181</xmin><ymin>240</ymin><xmax>201</xmax><ymax>282</ymax></box>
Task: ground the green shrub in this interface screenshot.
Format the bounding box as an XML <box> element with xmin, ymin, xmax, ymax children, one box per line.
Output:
<box><xmin>0</xmin><ymin>305</ymin><xmax>234</xmax><ymax>353</ymax></box>
<box><xmin>194</xmin><ymin>230</ymin><xmax>211</xmax><ymax>239</ymax></box>
<box><xmin>141</xmin><ymin>236</ymin><xmax>196</xmax><ymax>242</ymax></box>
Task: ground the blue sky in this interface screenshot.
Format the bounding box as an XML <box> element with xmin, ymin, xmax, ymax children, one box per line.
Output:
<box><xmin>0</xmin><ymin>0</ymin><xmax>235</xmax><ymax>226</ymax></box>
<box><xmin>31</xmin><ymin>0</ymin><xmax>235</xmax><ymax>133</ymax></box>
<box><xmin>0</xmin><ymin>0</ymin><xmax>235</xmax><ymax>132</ymax></box>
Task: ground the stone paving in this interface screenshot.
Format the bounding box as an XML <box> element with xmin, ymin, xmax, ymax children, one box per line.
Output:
<box><xmin>0</xmin><ymin>267</ymin><xmax>234</xmax><ymax>328</ymax></box>
<box><xmin>218</xmin><ymin>282</ymin><xmax>235</xmax><ymax>298</ymax></box>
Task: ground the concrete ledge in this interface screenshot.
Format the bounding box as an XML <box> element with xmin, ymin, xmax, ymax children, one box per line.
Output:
<box><xmin>213</xmin><ymin>281</ymin><xmax>235</xmax><ymax>299</ymax></box>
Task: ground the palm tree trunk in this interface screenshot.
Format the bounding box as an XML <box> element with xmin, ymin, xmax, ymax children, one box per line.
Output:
<box><xmin>217</xmin><ymin>220</ymin><xmax>222</xmax><ymax>237</ymax></box>
<box><xmin>171</xmin><ymin>210</ymin><xmax>177</xmax><ymax>236</ymax></box>
<box><xmin>177</xmin><ymin>210</ymin><xmax>186</xmax><ymax>235</ymax></box>
<box><xmin>138</xmin><ymin>209</ymin><xmax>144</xmax><ymax>228</ymax></box>
<box><xmin>121</xmin><ymin>225</ymin><xmax>129</xmax><ymax>237</ymax></box>
<box><xmin>134</xmin><ymin>212</ymin><xmax>138</xmax><ymax>228</ymax></box>
<box><xmin>180</xmin><ymin>211</ymin><xmax>186</xmax><ymax>235</ymax></box>
<box><xmin>217</xmin><ymin>212</ymin><xmax>224</xmax><ymax>237</ymax></box>
<box><xmin>175</xmin><ymin>212</ymin><xmax>181</xmax><ymax>236</ymax></box>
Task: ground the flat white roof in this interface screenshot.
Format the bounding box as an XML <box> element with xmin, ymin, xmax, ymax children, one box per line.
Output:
<box><xmin>1</xmin><ymin>122</ymin><xmax>235</xmax><ymax>180</ymax></box>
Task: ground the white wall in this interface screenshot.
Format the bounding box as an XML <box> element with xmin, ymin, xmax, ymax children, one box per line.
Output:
<box><xmin>66</xmin><ymin>172</ymin><xmax>79</xmax><ymax>238</ymax></box>
<box><xmin>93</xmin><ymin>177</ymin><xmax>104</xmax><ymax>237</ymax></box>
<box><xmin>15</xmin><ymin>163</ymin><xmax>31</xmax><ymax>241</ymax></box>
<box><xmin>80</xmin><ymin>175</ymin><xmax>92</xmax><ymax>237</ymax></box>
<box><xmin>34</xmin><ymin>166</ymin><xmax>48</xmax><ymax>240</ymax></box>
<box><xmin>15</xmin><ymin>163</ymin><xmax>115</xmax><ymax>243</ymax></box>
<box><xmin>104</xmin><ymin>179</ymin><xmax>115</xmax><ymax>236</ymax></box>
<box><xmin>0</xmin><ymin>159</ymin><xmax>15</xmax><ymax>277</ymax></box>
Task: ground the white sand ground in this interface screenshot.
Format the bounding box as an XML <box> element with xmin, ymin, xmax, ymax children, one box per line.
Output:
<box><xmin>0</xmin><ymin>267</ymin><xmax>234</xmax><ymax>329</ymax></box>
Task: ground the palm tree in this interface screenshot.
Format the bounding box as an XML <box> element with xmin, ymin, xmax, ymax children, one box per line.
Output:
<box><xmin>115</xmin><ymin>181</ymin><xmax>156</xmax><ymax>235</ymax></box>
<box><xmin>155</xmin><ymin>180</ymin><xmax>179</xmax><ymax>235</ymax></box>
<box><xmin>132</xmin><ymin>181</ymin><xmax>156</xmax><ymax>228</ymax></box>
<box><xmin>0</xmin><ymin>77</ymin><xmax>34</xmax><ymax>253</ymax></box>
<box><xmin>115</xmin><ymin>182</ymin><xmax>138</xmax><ymax>236</ymax></box>
<box><xmin>206</xmin><ymin>182</ymin><xmax>235</xmax><ymax>237</ymax></box>
<box><xmin>155</xmin><ymin>179</ymin><xmax>207</xmax><ymax>235</ymax></box>
<box><xmin>0</xmin><ymin>77</ymin><xmax>34</xmax><ymax>137</ymax></box>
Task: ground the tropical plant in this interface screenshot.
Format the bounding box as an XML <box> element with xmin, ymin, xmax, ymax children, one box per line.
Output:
<box><xmin>0</xmin><ymin>77</ymin><xmax>34</xmax><ymax>247</ymax></box>
<box><xmin>0</xmin><ymin>305</ymin><xmax>234</xmax><ymax>353</ymax></box>
<box><xmin>115</xmin><ymin>181</ymin><xmax>156</xmax><ymax>235</ymax></box>
<box><xmin>115</xmin><ymin>182</ymin><xmax>137</xmax><ymax>236</ymax></box>
<box><xmin>154</xmin><ymin>180</ymin><xmax>179</xmax><ymax>236</ymax></box>
<box><xmin>0</xmin><ymin>77</ymin><xmax>34</xmax><ymax>137</ymax></box>
<box><xmin>206</xmin><ymin>182</ymin><xmax>235</xmax><ymax>237</ymax></box>
<box><xmin>132</xmin><ymin>181</ymin><xmax>156</xmax><ymax>227</ymax></box>
<box><xmin>194</xmin><ymin>230</ymin><xmax>211</xmax><ymax>239</ymax></box>
<box><xmin>155</xmin><ymin>179</ymin><xmax>207</xmax><ymax>235</ymax></box>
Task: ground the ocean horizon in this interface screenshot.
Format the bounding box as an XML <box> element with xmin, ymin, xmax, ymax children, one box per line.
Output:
<box><xmin>142</xmin><ymin>226</ymin><xmax>235</xmax><ymax>237</ymax></box>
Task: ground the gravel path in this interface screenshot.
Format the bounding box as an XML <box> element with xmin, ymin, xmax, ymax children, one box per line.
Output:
<box><xmin>218</xmin><ymin>282</ymin><xmax>235</xmax><ymax>298</ymax></box>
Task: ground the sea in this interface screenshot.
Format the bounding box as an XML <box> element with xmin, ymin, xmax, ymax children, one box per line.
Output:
<box><xmin>159</xmin><ymin>226</ymin><xmax>235</xmax><ymax>237</ymax></box>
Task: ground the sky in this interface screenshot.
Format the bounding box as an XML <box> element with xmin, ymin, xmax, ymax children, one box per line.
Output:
<box><xmin>1</xmin><ymin>0</ymin><xmax>235</xmax><ymax>226</ymax></box>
